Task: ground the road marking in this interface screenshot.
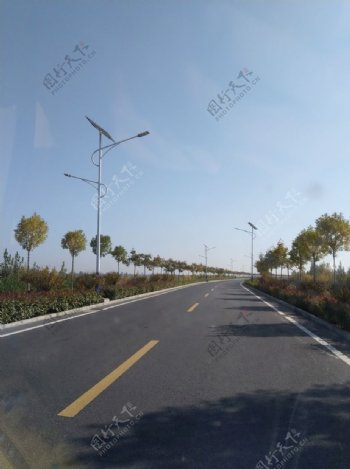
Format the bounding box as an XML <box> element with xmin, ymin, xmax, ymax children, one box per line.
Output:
<box><xmin>0</xmin><ymin>308</ymin><xmax>103</xmax><ymax>338</ymax></box>
<box><xmin>242</xmin><ymin>284</ymin><xmax>350</xmax><ymax>367</ymax></box>
<box><xmin>187</xmin><ymin>303</ymin><xmax>199</xmax><ymax>312</ymax></box>
<box><xmin>204</xmin><ymin>293</ymin><xmax>209</xmax><ymax>298</ymax></box>
<box><xmin>58</xmin><ymin>340</ymin><xmax>159</xmax><ymax>418</ymax></box>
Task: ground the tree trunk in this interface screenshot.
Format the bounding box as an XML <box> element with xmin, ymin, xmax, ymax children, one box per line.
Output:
<box><xmin>26</xmin><ymin>249</ymin><xmax>31</xmax><ymax>292</ymax></box>
<box><xmin>333</xmin><ymin>253</ymin><xmax>336</xmax><ymax>284</ymax></box>
<box><xmin>71</xmin><ymin>254</ymin><xmax>75</xmax><ymax>290</ymax></box>
<box><xmin>117</xmin><ymin>261</ymin><xmax>120</xmax><ymax>274</ymax></box>
<box><xmin>313</xmin><ymin>256</ymin><xmax>316</xmax><ymax>283</ymax></box>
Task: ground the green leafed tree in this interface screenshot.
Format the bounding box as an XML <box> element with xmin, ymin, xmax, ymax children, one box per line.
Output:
<box><xmin>61</xmin><ymin>230</ymin><xmax>87</xmax><ymax>289</ymax></box>
<box><xmin>255</xmin><ymin>253</ymin><xmax>270</xmax><ymax>275</ymax></box>
<box><xmin>289</xmin><ymin>231</ymin><xmax>312</xmax><ymax>280</ymax></box>
<box><xmin>90</xmin><ymin>235</ymin><xmax>112</xmax><ymax>257</ymax></box>
<box><xmin>129</xmin><ymin>249</ymin><xmax>142</xmax><ymax>276</ymax></box>
<box><xmin>265</xmin><ymin>248</ymin><xmax>279</xmax><ymax>276</ymax></box>
<box><xmin>111</xmin><ymin>245</ymin><xmax>129</xmax><ymax>274</ymax></box>
<box><xmin>140</xmin><ymin>254</ymin><xmax>153</xmax><ymax>276</ymax></box>
<box><xmin>298</xmin><ymin>227</ymin><xmax>327</xmax><ymax>282</ymax></box>
<box><xmin>273</xmin><ymin>241</ymin><xmax>289</xmax><ymax>278</ymax></box>
<box><xmin>14</xmin><ymin>213</ymin><xmax>48</xmax><ymax>270</ymax></box>
<box><xmin>316</xmin><ymin>212</ymin><xmax>350</xmax><ymax>283</ymax></box>
<box><xmin>152</xmin><ymin>255</ymin><xmax>164</xmax><ymax>274</ymax></box>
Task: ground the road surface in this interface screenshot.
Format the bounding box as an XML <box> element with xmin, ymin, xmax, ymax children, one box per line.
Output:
<box><xmin>0</xmin><ymin>279</ymin><xmax>349</xmax><ymax>468</ymax></box>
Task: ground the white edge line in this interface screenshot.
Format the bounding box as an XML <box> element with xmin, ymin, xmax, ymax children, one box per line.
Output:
<box><xmin>241</xmin><ymin>283</ymin><xmax>350</xmax><ymax>367</ymax></box>
<box><xmin>0</xmin><ymin>308</ymin><xmax>102</xmax><ymax>338</ymax></box>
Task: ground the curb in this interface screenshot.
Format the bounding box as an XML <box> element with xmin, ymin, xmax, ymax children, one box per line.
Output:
<box><xmin>0</xmin><ymin>300</ymin><xmax>108</xmax><ymax>331</ymax></box>
<box><xmin>0</xmin><ymin>278</ymin><xmax>229</xmax><ymax>331</ymax></box>
<box><xmin>244</xmin><ymin>283</ymin><xmax>350</xmax><ymax>342</ymax></box>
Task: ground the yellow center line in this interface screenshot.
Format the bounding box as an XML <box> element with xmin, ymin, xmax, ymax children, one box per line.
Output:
<box><xmin>204</xmin><ymin>293</ymin><xmax>209</xmax><ymax>298</ymax></box>
<box><xmin>187</xmin><ymin>302</ymin><xmax>199</xmax><ymax>312</ymax></box>
<box><xmin>58</xmin><ymin>340</ymin><xmax>159</xmax><ymax>418</ymax></box>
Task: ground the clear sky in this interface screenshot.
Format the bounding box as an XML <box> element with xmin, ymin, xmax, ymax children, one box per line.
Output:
<box><xmin>1</xmin><ymin>0</ymin><xmax>350</xmax><ymax>274</ymax></box>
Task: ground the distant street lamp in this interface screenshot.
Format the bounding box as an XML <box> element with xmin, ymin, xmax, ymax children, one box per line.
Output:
<box><xmin>65</xmin><ymin>117</ymin><xmax>149</xmax><ymax>279</ymax></box>
<box><xmin>204</xmin><ymin>244</ymin><xmax>215</xmax><ymax>282</ymax></box>
<box><xmin>234</xmin><ymin>222</ymin><xmax>258</xmax><ymax>280</ymax></box>
<box><xmin>230</xmin><ymin>258</ymin><xmax>235</xmax><ymax>272</ymax></box>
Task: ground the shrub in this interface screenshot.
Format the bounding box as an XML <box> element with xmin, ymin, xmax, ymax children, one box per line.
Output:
<box><xmin>0</xmin><ymin>291</ymin><xmax>104</xmax><ymax>324</ymax></box>
<box><xmin>75</xmin><ymin>273</ymin><xmax>105</xmax><ymax>291</ymax></box>
<box><xmin>248</xmin><ymin>277</ymin><xmax>350</xmax><ymax>332</ymax></box>
<box><xmin>20</xmin><ymin>267</ymin><xmax>68</xmax><ymax>291</ymax></box>
<box><xmin>104</xmin><ymin>272</ymin><xmax>120</xmax><ymax>286</ymax></box>
<box><xmin>331</xmin><ymin>284</ymin><xmax>350</xmax><ymax>303</ymax></box>
<box><xmin>102</xmin><ymin>286</ymin><xmax>118</xmax><ymax>300</ymax></box>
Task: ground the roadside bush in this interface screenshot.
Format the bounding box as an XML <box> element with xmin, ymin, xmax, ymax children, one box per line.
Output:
<box><xmin>331</xmin><ymin>283</ymin><xmax>350</xmax><ymax>303</ymax></box>
<box><xmin>0</xmin><ymin>290</ymin><xmax>104</xmax><ymax>324</ymax></box>
<box><xmin>102</xmin><ymin>286</ymin><xmax>118</xmax><ymax>300</ymax></box>
<box><xmin>75</xmin><ymin>274</ymin><xmax>105</xmax><ymax>291</ymax></box>
<box><xmin>0</xmin><ymin>275</ymin><xmax>27</xmax><ymax>293</ymax></box>
<box><xmin>21</xmin><ymin>267</ymin><xmax>68</xmax><ymax>291</ymax></box>
<box><xmin>247</xmin><ymin>277</ymin><xmax>350</xmax><ymax>332</ymax></box>
<box><xmin>104</xmin><ymin>272</ymin><xmax>120</xmax><ymax>286</ymax></box>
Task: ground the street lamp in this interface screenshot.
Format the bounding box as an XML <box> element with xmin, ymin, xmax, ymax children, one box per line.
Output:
<box><xmin>234</xmin><ymin>222</ymin><xmax>258</xmax><ymax>280</ymax></box>
<box><xmin>65</xmin><ymin>118</ymin><xmax>149</xmax><ymax>280</ymax></box>
<box><xmin>204</xmin><ymin>244</ymin><xmax>215</xmax><ymax>282</ymax></box>
<box><xmin>85</xmin><ymin>117</ymin><xmax>149</xmax><ymax>277</ymax></box>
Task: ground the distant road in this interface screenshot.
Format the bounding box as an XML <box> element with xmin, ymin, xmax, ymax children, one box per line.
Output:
<box><xmin>0</xmin><ymin>279</ymin><xmax>349</xmax><ymax>468</ymax></box>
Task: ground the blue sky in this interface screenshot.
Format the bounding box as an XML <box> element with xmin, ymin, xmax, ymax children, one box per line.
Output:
<box><xmin>1</xmin><ymin>0</ymin><xmax>350</xmax><ymax>274</ymax></box>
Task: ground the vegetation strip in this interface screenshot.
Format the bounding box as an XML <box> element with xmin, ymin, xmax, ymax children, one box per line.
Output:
<box><xmin>0</xmin><ymin>280</ymin><xmax>228</xmax><ymax>337</ymax></box>
<box><xmin>247</xmin><ymin>277</ymin><xmax>350</xmax><ymax>332</ymax></box>
<box><xmin>58</xmin><ymin>340</ymin><xmax>159</xmax><ymax>418</ymax></box>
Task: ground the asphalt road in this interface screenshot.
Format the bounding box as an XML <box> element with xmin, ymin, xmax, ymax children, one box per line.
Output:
<box><xmin>0</xmin><ymin>279</ymin><xmax>350</xmax><ymax>469</ymax></box>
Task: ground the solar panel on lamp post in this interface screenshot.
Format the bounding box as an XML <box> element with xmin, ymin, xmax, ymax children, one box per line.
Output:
<box><xmin>85</xmin><ymin>117</ymin><xmax>150</xmax><ymax>283</ymax></box>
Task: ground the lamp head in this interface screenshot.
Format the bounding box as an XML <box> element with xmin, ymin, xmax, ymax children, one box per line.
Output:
<box><xmin>137</xmin><ymin>131</ymin><xmax>150</xmax><ymax>138</ymax></box>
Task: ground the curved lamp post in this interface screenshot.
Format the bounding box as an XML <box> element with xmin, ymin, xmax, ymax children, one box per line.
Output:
<box><xmin>65</xmin><ymin>117</ymin><xmax>149</xmax><ymax>279</ymax></box>
<box><xmin>234</xmin><ymin>222</ymin><xmax>257</xmax><ymax>280</ymax></box>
